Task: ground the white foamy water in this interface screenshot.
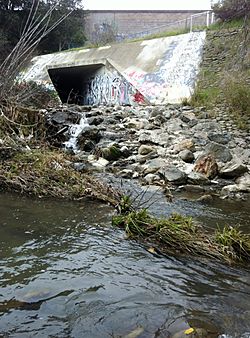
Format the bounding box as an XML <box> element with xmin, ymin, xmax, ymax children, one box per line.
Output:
<box><xmin>64</xmin><ymin>115</ymin><xmax>88</xmax><ymax>151</ymax></box>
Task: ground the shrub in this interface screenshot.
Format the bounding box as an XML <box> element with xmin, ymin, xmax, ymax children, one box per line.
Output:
<box><xmin>212</xmin><ymin>0</ymin><xmax>250</xmax><ymax>21</ymax></box>
<box><xmin>222</xmin><ymin>72</ymin><xmax>250</xmax><ymax>115</ymax></box>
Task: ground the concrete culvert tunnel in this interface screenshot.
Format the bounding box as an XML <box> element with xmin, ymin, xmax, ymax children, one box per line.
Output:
<box><xmin>48</xmin><ymin>64</ymin><xmax>104</xmax><ymax>105</ymax></box>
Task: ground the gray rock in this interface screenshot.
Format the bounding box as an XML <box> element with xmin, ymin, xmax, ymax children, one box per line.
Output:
<box><xmin>208</xmin><ymin>132</ymin><xmax>231</xmax><ymax>144</ymax></box>
<box><xmin>149</xmin><ymin>107</ymin><xmax>165</xmax><ymax>118</ymax></box>
<box><xmin>51</xmin><ymin>111</ymin><xmax>69</xmax><ymax>124</ymax></box>
<box><xmin>235</xmin><ymin>173</ymin><xmax>250</xmax><ymax>192</ymax></box>
<box><xmin>196</xmin><ymin>194</ymin><xmax>213</xmax><ymax>202</ymax></box>
<box><xmin>174</xmin><ymin>139</ymin><xmax>195</xmax><ymax>153</ymax></box>
<box><xmin>138</xmin><ymin>130</ymin><xmax>169</xmax><ymax>146</ymax></box>
<box><xmin>179</xmin><ymin>149</ymin><xmax>194</xmax><ymax>163</ymax></box>
<box><xmin>219</xmin><ymin>160</ymin><xmax>248</xmax><ymax>178</ymax></box>
<box><xmin>158</xmin><ymin>165</ymin><xmax>187</xmax><ymax>185</ymax></box>
<box><xmin>118</xmin><ymin>169</ymin><xmax>134</xmax><ymax>178</ymax></box>
<box><xmin>205</xmin><ymin>142</ymin><xmax>232</xmax><ymax>163</ymax></box>
<box><xmin>221</xmin><ymin>173</ymin><xmax>250</xmax><ymax>194</ymax></box>
<box><xmin>88</xmin><ymin>156</ymin><xmax>109</xmax><ymax>168</ymax></box>
<box><xmin>78</xmin><ymin>126</ymin><xmax>100</xmax><ymax>142</ymax></box>
<box><xmin>193</xmin><ymin>121</ymin><xmax>220</xmax><ymax>132</ymax></box>
<box><xmin>101</xmin><ymin>131</ymin><xmax>124</xmax><ymax>141</ymax></box>
<box><xmin>124</xmin><ymin>117</ymin><xmax>148</xmax><ymax>129</ymax></box>
<box><xmin>166</xmin><ymin>118</ymin><xmax>183</xmax><ymax>132</ymax></box>
<box><xmin>88</xmin><ymin>116</ymin><xmax>104</xmax><ymax>126</ymax></box>
<box><xmin>221</xmin><ymin>184</ymin><xmax>241</xmax><ymax>195</ymax></box>
<box><xmin>180</xmin><ymin>112</ymin><xmax>197</xmax><ymax>124</ymax></box>
<box><xmin>120</xmin><ymin>146</ymin><xmax>131</xmax><ymax>158</ymax></box>
<box><xmin>143</xmin><ymin>158</ymin><xmax>167</xmax><ymax>174</ymax></box>
<box><xmin>180</xmin><ymin>185</ymin><xmax>205</xmax><ymax>193</ymax></box>
<box><xmin>72</xmin><ymin>162</ymin><xmax>87</xmax><ymax>172</ymax></box>
<box><xmin>137</xmin><ymin>151</ymin><xmax>158</xmax><ymax>164</ymax></box>
<box><xmin>150</xmin><ymin>114</ymin><xmax>167</xmax><ymax>126</ymax></box>
<box><xmin>143</xmin><ymin>173</ymin><xmax>159</xmax><ymax>184</ymax></box>
<box><xmin>138</xmin><ymin>145</ymin><xmax>155</xmax><ymax>155</ymax></box>
<box><xmin>187</xmin><ymin>172</ymin><xmax>210</xmax><ymax>185</ymax></box>
<box><xmin>164</xmin><ymin>111</ymin><xmax>171</xmax><ymax>119</ymax></box>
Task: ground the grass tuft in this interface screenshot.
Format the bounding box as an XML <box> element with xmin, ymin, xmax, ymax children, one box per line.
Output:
<box><xmin>113</xmin><ymin>197</ymin><xmax>250</xmax><ymax>263</ymax></box>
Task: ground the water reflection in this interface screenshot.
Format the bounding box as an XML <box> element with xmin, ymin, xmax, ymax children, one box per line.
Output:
<box><xmin>0</xmin><ymin>192</ymin><xmax>249</xmax><ymax>338</ymax></box>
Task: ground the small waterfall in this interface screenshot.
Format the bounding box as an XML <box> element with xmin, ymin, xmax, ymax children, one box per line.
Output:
<box><xmin>64</xmin><ymin>114</ymin><xmax>89</xmax><ymax>151</ymax></box>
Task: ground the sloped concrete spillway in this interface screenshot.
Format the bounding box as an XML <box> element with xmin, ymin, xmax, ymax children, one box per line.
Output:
<box><xmin>23</xmin><ymin>31</ymin><xmax>206</xmax><ymax>105</ymax></box>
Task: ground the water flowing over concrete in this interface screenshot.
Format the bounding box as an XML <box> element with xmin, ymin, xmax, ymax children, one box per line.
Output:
<box><xmin>23</xmin><ymin>31</ymin><xmax>206</xmax><ymax>105</ymax></box>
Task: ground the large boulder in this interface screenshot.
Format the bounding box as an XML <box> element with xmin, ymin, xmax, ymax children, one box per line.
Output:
<box><xmin>236</xmin><ymin>173</ymin><xmax>250</xmax><ymax>192</ymax></box>
<box><xmin>205</xmin><ymin>142</ymin><xmax>232</xmax><ymax>163</ymax></box>
<box><xmin>158</xmin><ymin>165</ymin><xmax>187</xmax><ymax>185</ymax></box>
<box><xmin>77</xmin><ymin>126</ymin><xmax>101</xmax><ymax>151</ymax></box>
<box><xmin>194</xmin><ymin>154</ymin><xmax>218</xmax><ymax>179</ymax></box>
<box><xmin>219</xmin><ymin>160</ymin><xmax>248</xmax><ymax>178</ymax></box>
<box><xmin>221</xmin><ymin>174</ymin><xmax>250</xmax><ymax>195</ymax></box>
<box><xmin>207</xmin><ymin>132</ymin><xmax>231</xmax><ymax>145</ymax></box>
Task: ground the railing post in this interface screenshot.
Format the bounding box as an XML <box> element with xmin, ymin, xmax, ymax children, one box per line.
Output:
<box><xmin>211</xmin><ymin>12</ymin><xmax>215</xmax><ymax>24</ymax></box>
<box><xmin>206</xmin><ymin>11</ymin><xmax>210</xmax><ymax>27</ymax></box>
<box><xmin>190</xmin><ymin>16</ymin><xmax>193</xmax><ymax>32</ymax></box>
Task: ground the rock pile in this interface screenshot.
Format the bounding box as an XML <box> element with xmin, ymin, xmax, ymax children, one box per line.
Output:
<box><xmin>46</xmin><ymin>104</ymin><xmax>250</xmax><ymax>199</ymax></box>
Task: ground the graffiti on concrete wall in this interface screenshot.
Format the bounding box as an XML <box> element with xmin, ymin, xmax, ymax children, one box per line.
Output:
<box><xmin>125</xmin><ymin>32</ymin><xmax>206</xmax><ymax>104</ymax></box>
<box><xmin>82</xmin><ymin>68</ymin><xmax>146</xmax><ymax>105</ymax></box>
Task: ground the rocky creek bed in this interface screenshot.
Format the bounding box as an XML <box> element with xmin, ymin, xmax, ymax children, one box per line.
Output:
<box><xmin>45</xmin><ymin>103</ymin><xmax>250</xmax><ymax>200</ymax></box>
<box><xmin>1</xmin><ymin>102</ymin><xmax>249</xmax><ymax>264</ymax></box>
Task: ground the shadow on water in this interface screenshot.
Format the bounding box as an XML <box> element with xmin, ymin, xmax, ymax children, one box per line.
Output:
<box><xmin>0</xmin><ymin>191</ymin><xmax>249</xmax><ymax>338</ymax></box>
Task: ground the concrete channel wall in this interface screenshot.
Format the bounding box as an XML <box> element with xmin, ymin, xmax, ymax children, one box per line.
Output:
<box><xmin>23</xmin><ymin>31</ymin><xmax>206</xmax><ymax>105</ymax></box>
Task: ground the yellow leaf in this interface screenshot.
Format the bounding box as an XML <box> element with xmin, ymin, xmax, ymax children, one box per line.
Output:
<box><xmin>148</xmin><ymin>247</ymin><xmax>156</xmax><ymax>254</ymax></box>
<box><xmin>185</xmin><ymin>328</ymin><xmax>194</xmax><ymax>335</ymax></box>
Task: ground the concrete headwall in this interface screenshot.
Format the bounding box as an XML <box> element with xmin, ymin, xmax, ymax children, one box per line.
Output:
<box><xmin>23</xmin><ymin>31</ymin><xmax>206</xmax><ymax>105</ymax></box>
<box><xmin>77</xmin><ymin>62</ymin><xmax>145</xmax><ymax>106</ymax></box>
<box><xmin>84</xmin><ymin>10</ymin><xmax>211</xmax><ymax>41</ymax></box>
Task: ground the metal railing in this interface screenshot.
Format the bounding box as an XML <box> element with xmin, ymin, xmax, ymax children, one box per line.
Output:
<box><xmin>117</xmin><ymin>11</ymin><xmax>215</xmax><ymax>41</ymax></box>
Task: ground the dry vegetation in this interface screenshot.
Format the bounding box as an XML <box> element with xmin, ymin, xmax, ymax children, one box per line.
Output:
<box><xmin>190</xmin><ymin>19</ymin><xmax>250</xmax><ymax>129</ymax></box>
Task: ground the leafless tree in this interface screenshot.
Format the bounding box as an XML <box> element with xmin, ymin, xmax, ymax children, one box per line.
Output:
<box><xmin>0</xmin><ymin>0</ymin><xmax>72</xmax><ymax>104</ymax></box>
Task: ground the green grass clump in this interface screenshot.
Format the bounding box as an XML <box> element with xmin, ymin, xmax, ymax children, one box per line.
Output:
<box><xmin>207</xmin><ymin>18</ymin><xmax>245</xmax><ymax>31</ymax></box>
<box><xmin>128</xmin><ymin>28</ymin><xmax>189</xmax><ymax>43</ymax></box>
<box><xmin>113</xmin><ymin>197</ymin><xmax>250</xmax><ymax>263</ymax></box>
<box><xmin>190</xmin><ymin>86</ymin><xmax>221</xmax><ymax>107</ymax></box>
<box><xmin>215</xmin><ymin>225</ymin><xmax>250</xmax><ymax>261</ymax></box>
<box><xmin>223</xmin><ymin>73</ymin><xmax>250</xmax><ymax>114</ymax></box>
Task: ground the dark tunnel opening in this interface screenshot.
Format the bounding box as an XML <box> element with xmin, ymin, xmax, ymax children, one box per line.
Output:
<box><xmin>48</xmin><ymin>64</ymin><xmax>104</xmax><ymax>105</ymax></box>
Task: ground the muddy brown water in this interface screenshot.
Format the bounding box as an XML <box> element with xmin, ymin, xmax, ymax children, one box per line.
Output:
<box><xmin>0</xmin><ymin>192</ymin><xmax>249</xmax><ymax>338</ymax></box>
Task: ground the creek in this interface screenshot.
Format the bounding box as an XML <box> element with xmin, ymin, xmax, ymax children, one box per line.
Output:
<box><xmin>0</xmin><ymin>192</ymin><xmax>249</xmax><ymax>338</ymax></box>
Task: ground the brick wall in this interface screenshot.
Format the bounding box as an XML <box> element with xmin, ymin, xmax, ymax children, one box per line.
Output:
<box><xmin>84</xmin><ymin>10</ymin><xmax>211</xmax><ymax>41</ymax></box>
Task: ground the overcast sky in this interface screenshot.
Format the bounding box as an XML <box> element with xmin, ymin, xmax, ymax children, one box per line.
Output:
<box><xmin>83</xmin><ymin>0</ymin><xmax>212</xmax><ymax>10</ymax></box>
